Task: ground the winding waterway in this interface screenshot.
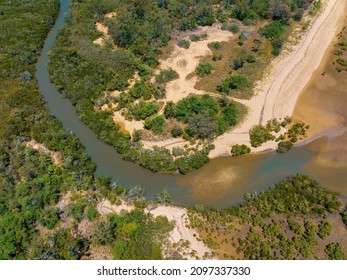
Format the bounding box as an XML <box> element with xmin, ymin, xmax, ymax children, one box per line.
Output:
<box><xmin>36</xmin><ymin>0</ymin><xmax>347</xmax><ymax>208</ymax></box>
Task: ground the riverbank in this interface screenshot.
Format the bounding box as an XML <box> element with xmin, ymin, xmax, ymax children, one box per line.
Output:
<box><xmin>210</xmin><ymin>0</ymin><xmax>347</xmax><ymax>158</ymax></box>
<box><xmin>96</xmin><ymin>199</ymin><xmax>212</xmax><ymax>259</ymax></box>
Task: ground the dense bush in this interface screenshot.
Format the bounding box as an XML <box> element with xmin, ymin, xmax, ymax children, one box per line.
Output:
<box><xmin>171</xmin><ymin>125</ymin><xmax>183</xmax><ymax>137</ymax></box>
<box><xmin>129</xmin><ymin>101</ymin><xmax>159</xmax><ymax>120</ymax></box>
<box><xmin>155</xmin><ymin>69</ymin><xmax>179</xmax><ymax>85</ymax></box>
<box><xmin>144</xmin><ymin>115</ymin><xmax>166</xmax><ymax>134</ymax></box>
<box><xmin>172</xmin><ymin>95</ymin><xmax>239</xmax><ymax>139</ymax></box>
<box><xmin>178</xmin><ymin>39</ymin><xmax>190</xmax><ymax>49</ymax></box>
<box><xmin>325</xmin><ymin>243</ymin><xmax>345</xmax><ymax>260</ymax></box>
<box><xmin>231</xmin><ymin>144</ymin><xmax>251</xmax><ymax>157</ymax></box>
<box><xmin>217</xmin><ymin>75</ymin><xmax>251</xmax><ymax>94</ymax></box>
<box><xmin>249</xmin><ymin>124</ymin><xmax>275</xmax><ymax>147</ymax></box>
<box><xmin>196</xmin><ymin>63</ymin><xmax>213</xmax><ymax>77</ymax></box>
<box><xmin>261</xmin><ymin>21</ymin><xmax>285</xmax><ymax>55</ymax></box>
<box><xmin>276</xmin><ymin>141</ymin><xmax>293</xmax><ymax>153</ymax></box>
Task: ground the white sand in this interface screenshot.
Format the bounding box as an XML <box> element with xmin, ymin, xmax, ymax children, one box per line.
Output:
<box><xmin>149</xmin><ymin>206</ymin><xmax>212</xmax><ymax>259</ymax></box>
<box><xmin>209</xmin><ymin>0</ymin><xmax>347</xmax><ymax>158</ymax></box>
<box><xmin>25</xmin><ymin>140</ymin><xmax>63</xmax><ymax>165</ymax></box>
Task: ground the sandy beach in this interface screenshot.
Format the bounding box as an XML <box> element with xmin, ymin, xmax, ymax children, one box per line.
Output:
<box><xmin>210</xmin><ymin>0</ymin><xmax>347</xmax><ymax>157</ymax></box>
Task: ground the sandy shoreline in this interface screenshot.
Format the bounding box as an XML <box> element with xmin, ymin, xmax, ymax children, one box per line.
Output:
<box><xmin>97</xmin><ymin>0</ymin><xmax>347</xmax><ymax>159</ymax></box>
<box><xmin>96</xmin><ymin>200</ymin><xmax>212</xmax><ymax>259</ymax></box>
<box><xmin>209</xmin><ymin>0</ymin><xmax>347</xmax><ymax>157</ymax></box>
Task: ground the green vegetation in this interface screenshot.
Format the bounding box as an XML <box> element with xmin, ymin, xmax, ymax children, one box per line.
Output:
<box><xmin>0</xmin><ymin>0</ymin><xmax>173</xmax><ymax>260</ymax></box>
<box><xmin>231</xmin><ymin>144</ymin><xmax>251</xmax><ymax>157</ymax></box>
<box><xmin>171</xmin><ymin>125</ymin><xmax>183</xmax><ymax>138</ymax></box>
<box><xmin>249</xmin><ymin>125</ymin><xmax>275</xmax><ymax>147</ymax></box>
<box><xmin>342</xmin><ymin>209</ymin><xmax>347</xmax><ymax>227</ymax></box>
<box><xmin>317</xmin><ymin>221</ymin><xmax>332</xmax><ymax>239</ymax></box>
<box><xmin>129</xmin><ymin>101</ymin><xmax>159</xmax><ymax>120</ymax></box>
<box><xmin>144</xmin><ymin>116</ymin><xmax>166</xmax><ymax>134</ymax></box>
<box><xmin>155</xmin><ymin>69</ymin><xmax>179</xmax><ymax>85</ymax></box>
<box><xmin>46</xmin><ymin>0</ymin><xmax>318</xmax><ymax>173</ymax></box>
<box><xmin>208</xmin><ymin>41</ymin><xmax>222</xmax><ymax>50</ymax></box>
<box><xmin>190</xmin><ymin>33</ymin><xmax>208</xmax><ymax>42</ymax></box>
<box><xmin>217</xmin><ymin>75</ymin><xmax>251</xmax><ymax>94</ymax></box>
<box><xmin>171</xmin><ymin>95</ymin><xmax>240</xmax><ymax>140</ymax></box>
<box><xmin>276</xmin><ymin>141</ymin><xmax>293</xmax><ymax>153</ymax></box>
<box><xmin>333</xmin><ymin>28</ymin><xmax>347</xmax><ymax>72</ymax></box>
<box><xmin>325</xmin><ymin>243</ymin><xmax>345</xmax><ymax>260</ymax></box>
<box><xmin>196</xmin><ymin>63</ymin><xmax>213</xmax><ymax>77</ymax></box>
<box><xmin>188</xmin><ymin>175</ymin><xmax>346</xmax><ymax>260</ymax></box>
<box><xmin>178</xmin><ymin>39</ymin><xmax>190</xmax><ymax>49</ymax></box>
<box><xmin>249</xmin><ymin>118</ymin><xmax>308</xmax><ymax>151</ymax></box>
<box><xmin>261</xmin><ymin>21</ymin><xmax>285</xmax><ymax>55</ymax></box>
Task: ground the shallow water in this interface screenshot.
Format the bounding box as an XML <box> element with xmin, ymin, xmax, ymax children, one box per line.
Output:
<box><xmin>36</xmin><ymin>0</ymin><xmax>347</xmax><ymax>208</ymax></box>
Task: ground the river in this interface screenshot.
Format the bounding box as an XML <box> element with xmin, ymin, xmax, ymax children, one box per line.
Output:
<box><xmin>36</xmin><ymin>0</ymin><xmax>347</xmax><ymax>208</ymax></box>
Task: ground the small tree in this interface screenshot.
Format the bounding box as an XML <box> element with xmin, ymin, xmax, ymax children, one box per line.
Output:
<box><xmin>157</xmin><ymin>187</ymin><xmax>172</xmax><ymax>205</ymax></box>
<box><xmin>231</xmin><ymin>144</ymin><xmax>251</xmax><ymax>157</ymax></box>
<box><xmin>196</xmin><ymin>62</ymin><xmax>213</xmax><ymax>77</ymax></box>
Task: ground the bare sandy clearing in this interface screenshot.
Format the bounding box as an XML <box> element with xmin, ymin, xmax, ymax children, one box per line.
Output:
<box><xmin>149</xmin><ymin>206</ymin><xmax>213</xmax><ymax>259</ymax></box>
<box><xmin>25</xmin><ymin>140</ymin><xmax>63</xmax><ymax>165</ymax></box>
<box><xmin>112</xmin><ymin>111</ymin><xmax>143</xmax><ymax>134</ymax></box>
<box><xmin>93</xmin><ymin>37</ymin><xmax>105</xmax><ymax>47</ymax></box>
<box><xmin>160</xmin><ymin>24</ymin><xmax>233</xmax><ymax>103</ymax></box>
<box><xmin>96</xmin><ymin>199</ymin><xmax>135</xmax><ymax>215</ymax></box>
<box><xmin>209</xmin><ymin>0</ymin><xmax>347</xmax><ymax>158</ymax></box>
<box><xmin>105</xmin><ymin>12</ymin><xmax>117</xmax><ymax>19</ymax></box>
<box><xmin>141</xmin><ymin>137</ymin><xmax>187</xmax><ymax>150</ymax></box>
<box><xmin>95</xmin><ymin>22</ymin><xmax>109</xmax><ymax>37</ymax></box>
<box><xmin>93</xmin><ymin>21</ymin><xmax>116</xmax><ymax>48</ymax></box>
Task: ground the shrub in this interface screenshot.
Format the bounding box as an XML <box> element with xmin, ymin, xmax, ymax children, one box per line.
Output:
<box><xmin>144</xmin><ymin>115</ymin><xmax>165</xmax><ymax>134</ymax></box>
<box><xmin>317</xmin><ymin>221</ymin><xmax>332</xmax><ymax>239</ymax></box>
<box><xmin>178</xmin><ymin>39</ymin><xmax>190</xmax><ymax>49</ymax></box>
<box><xmin>196</xmin><ymin>62</ymin><xmax>213</xmax><ymax>77</ymax></box>
<box><xmin>190</xmin><ymin>34</ymin><xmax>201</xmax><ymax>42</ymax></box>
<box><xmin>276</xmin><ymin>141</ymin><xmax>293</xmax><ymax>153</ymax></box>
<box><xmin>217</xmin><ymin>75</ymin><xmax>251</xmax><ymax>94</ymax></box>
<box><xmin>249</xmin><ymin>125</ymin><xmax>275</xmax><ymax>147</ymax></box>
<box><xmin>325</xmin><ymin>243</ymin><xmax>345</xmax><ymax>260</ymax></box>
<box><xmin>231</xmin><ymin>144</ymin><xmax>251</xmax><ymax>157</ymax></box>
<box><xmin>171</xmin><ymin>125</ymin><xmax>183</xmax><ymax>137</ymax></box>
<box><xmin>39</xmin><ymin>207</ymin><xmax>61</xmax><ymax>230</ymax></box>
<box><xmin>129</xmin><ymin>81</ymin><xmax>156</xmax><ymax>100</ymax></box>
<box><xmin>164</xmin><ymin>101</ymin><xmax>176</xmax><ymax>119</ymax></box>
<box><xmin>208</xmin><ymin>41</ymin><xmax>222</xmax><ymax>50</ymax></box>
<box><xmin>233</xmin><ymin>58</ymin><xmax>245</xmax><ymax>70</ymax></box>
<box><xmin>129</xmin><ymin>101</ymin><xmax>159</xmax><ymax>120</ymax></box>
<box><xmin>187</xmin><ymin>112</ymin><xmax>218</xmax><ymax>139</ymax></box>
<box><xmin>155</xmin><ymin>69</ymin><xmax>179</xmax><ymax>85</ymax></box>
<box><xmin>342</xmin><ymin>209</ymin><xmax>347</xmax><ymax>226</ymax></box>
<box><xmin>261</xmin><ymin>22</ymin><xmax>285</xmax><ymax>40</ymax></box>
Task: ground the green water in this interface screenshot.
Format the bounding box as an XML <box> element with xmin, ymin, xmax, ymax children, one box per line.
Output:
<box><xmin>35</xmin><ymin>0</ymin><xmax>346</xmax><ymax>208</ymax></box>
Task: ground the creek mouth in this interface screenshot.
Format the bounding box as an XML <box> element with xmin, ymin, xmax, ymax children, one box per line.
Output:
<box><xmin>35</xmin><ymin>0</ymin><xmax>347</xmax><ymax>208</ymax></box>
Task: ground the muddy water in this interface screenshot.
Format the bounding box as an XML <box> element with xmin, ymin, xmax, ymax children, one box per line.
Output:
<box><xmin>178</xmin><ymin>23</ymin><xmax>347</xmax><ymax>206</ymax></box>
<box><xmin>292</xmin><ymin>23</ymin><xmax>347</xmax><ymax>194</ymax></box>
<box><xmin>38</xmin><ymin>0</ymin><xmax>347</xmax><ymax>208</ymax></box>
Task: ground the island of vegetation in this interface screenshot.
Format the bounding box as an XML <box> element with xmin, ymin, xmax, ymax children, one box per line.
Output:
<box><xmin>46</xmin><ymin>0</ymin><xmax>346</xmax><ymax>173</ymax></box>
